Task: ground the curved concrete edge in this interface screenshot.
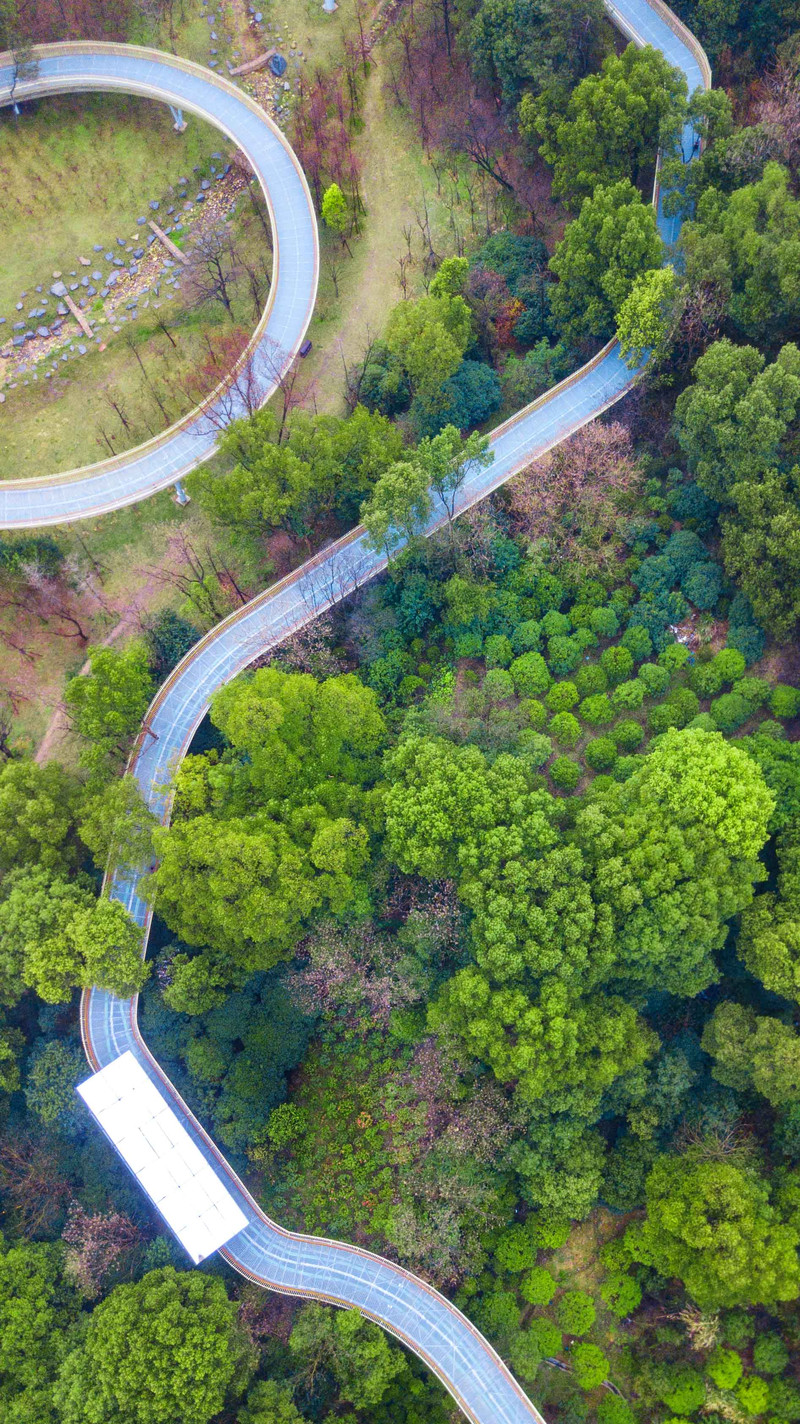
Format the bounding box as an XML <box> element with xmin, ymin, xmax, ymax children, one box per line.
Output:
<box><xmin>57</xmin><ymin>2</ymin><xmax>709</xmax><ymax>1420</ymax></box>
<box><xmin>0</xmin><ymin>42</ymin><xmax>318</xmax><ymax>524</ymax></box>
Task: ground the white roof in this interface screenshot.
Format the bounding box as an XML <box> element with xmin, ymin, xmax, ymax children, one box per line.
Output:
<box><xmin>77</xmin><ymin>1051</ymin><xmax>248</xmax><ymax>1263</ymax></box>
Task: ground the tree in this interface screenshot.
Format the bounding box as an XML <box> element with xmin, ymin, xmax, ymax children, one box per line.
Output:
<box><xmin>0</xmin><ymin>758</ymin><xmax>83</xmax><ymax>876</ymax></box>
<box><xmin>625</xmin><ymin>1153</ymin><xmax>800</xmax><ymax>1308</ymax></box>
<box><xmin>673</xmin><ymin>340</ymin><xmax>800</xmax><ymax>503</ymax></box>
<box><xmin>77</xmin><ymin>774</ymin><xmax>157</xmax><ymax>873</ymax></box>
<box><xmin>65</xmin><ymin>643</ymin><xmax>154</xmax><ymax>770</ymax></box>
<box><xmin>523</xmin><ymin>43</ymin><xmax>687</xmax><ymax>207</ymax></box>
<box><xmin>616</xmin><ymin>265</ymin><xmax>680</xmax><ymax>368</ymax></box>
<box><xmin>188</xmin><ymin>228</ymin><xmax>240</xmax><ymax>315</ymax></box>
<box><xmin>384</xmin><ymin>292</ymin><xmax>473</xmax><ymax>399</ymax></box>
<box><xmin>415</xmin><ymin>425</ymin><xmax>493</xmax><ymax>557</ymax></box>
<box><xmin>720</xmin><ymin>466</ymin><xmax>800</xmax><ymax>641</ymax></box>
<box><xmin>702</xmin><ymin>1002</ymin><xmax>800</xmax><ymax>1108</ymax></box>
<box><xmin>468</xmin><ymin>0</ymin><xmax>607</xmax><ymax>107</ymax></box>
<box><xmin>321</xmin><ymin>182</ymin><xmax>350</xmax><ymax>247</ymax></box>
<box><xmin>24</xmin><ymin>1040</ymin><xmax>87</xmax><ymax>1132</ymax></box>
<box><xmin>237</xmin><ymin>1380</ymin><xmax>306</xmax><ymax>1424</ymax></box>
<box><xmin>737</xmin><ymin>824</ymin><xmax>800</xmax><ymax>1001</ymax></box>
<box><xmin>289</xmin><ymin>1304</ymin><xmax>408</xmax><ymax>1410</ymax></box>
<box><xmin>360</xmin><ymin>461</ymin><xmax>433</xmax><ymax>558</ymax></box>
<box><xmin>0</xmin><ymin>1236</ymin><xmax>80</xmax><ymax>1421</ymax></box>
<box><xmin>549</xmin><ymin>181</ymin><xmax>664</xmax><ymax>345</ymax></box>
<box><xmin>24</xmin><ymin>897</ymin><xmax>147</xmax><ymax>1003</ymax></box>
<box><xmin>0</xmin><ymin>865</ymin><xmax>94</xmax><ymax>1007</ymax></box>
<box><xmin>55</xmin><ymin>1267</ymin><xmax>251</xmax><ymax>1424</ymax></box>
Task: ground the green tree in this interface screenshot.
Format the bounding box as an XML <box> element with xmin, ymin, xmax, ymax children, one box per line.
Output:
<box><xmin>65</xmin><ymin>643</ymin><xmax>154</xmax><ymax>771</ymax></box>
<box><xmin>549</xmin><ymin>181</ymin><xmax>663</xmax><ymax>344</ymax></box>
<box><xmin>570</xmin><ymin>1342</ymin><xmax>610</xmax><ymax>1389</ymax></box>
<box><xmin>24</xmin><ymin>896</ymin><xmax>147</xmax><ymax>1003</ymax></box>
<box><xmin>673</xmin><ymin>339</ymin><xmax>800</xmax><ymax>503</ymax></box>
<box><xmin>469</xmin><ymin>0</ymin><xmax>607</xmax><ymax>106</ymax></box>
<box><xmin>0</xmin><ymin>759</ymin><xmax>83</xmax><ymax>876</ymax></box>
<box><xmin>616</xmin><ymin>265</ymin><xmax>679</xmax><ymax>367</ymax></box>
<box><xmin>0</xmin><ymin>865</ymin><xmax>94</xmax><ymax>1007</ymax></box>
<box><xmin>55</xmin><ymin>1268</ymin><xmax>250</xmax><ymax>1424</ymax></box>
<box><xmin>625</xmin><ymin>1153</ymin><xmax>800</xmax><ymax>1308</ymax></box>
<box><xmin>360</xmin><ymin>461</ymin><xmax>433</xmax><ymax>557</ymax></box>
<box><xmin>237</xmin><ymin>1380</ymin><xmax>306</xmax><ymax>1424</ymax></box>
<box><xmin>737</xmin><ymin>823</ymin><xmax>800</xmax><ymax>1001</ymax></box>
<box><xmin>702</xmin><ymin>1001</ymin><xmax>800</xmax><ymax>1108</ymax></box>
<box><xmin>384</xmin><ymin>292</ymin><xmax>473</xmax><ymax>399</ymax></box>
<box><xmin>24</xmin><ymin>1039</ymin><xmax>87</xmax><ymax>1131</ymax></box>
<box><xmin>289</xmin><ymin>1304</ymin><xmax>408</xmax><ymax>1411</ymax></box>
<box><xmin>78</xmin><ymin>774</ymin><xmax>157</xmax><ymax>873</ymax></box>
<box><xmin>321</xmin><ymin>182</ymin><xmax>349</xmax><ymax>242</ymax></box>
<box><xmin>0</xmin><ymin>1236</ymin><xmax>80</xmax><ymax>1421</ymax></box>
<box><xmin>720</xmin><ymin>466</ymin><xmax>800</xmax><ymax>642</ymax></box>
<box><xmin>415</xmin><ymin>425</ymin><xmax>493</xmax><ymax>557</ymax></box>
<box><xmin>524</xmin><ymin>43</ymin><xmax>687</xmax><ymax>206</ymax></box>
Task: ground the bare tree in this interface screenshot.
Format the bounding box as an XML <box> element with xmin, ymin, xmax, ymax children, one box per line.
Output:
<box><xmin>10</xmin><ymin>42</ymin><xmax>38</xmax><ymax>114</ymax></box>
<box><xmin>187</xmin><ymin>227</ymin><xmax>240</xmax><ymax>315</ymax></box>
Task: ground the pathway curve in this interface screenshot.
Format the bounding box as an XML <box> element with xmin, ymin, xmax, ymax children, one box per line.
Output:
<box><xmin>7</xmin><ymin>5</ymin><xmax>708</xmax><ymax>1421</ymax></box>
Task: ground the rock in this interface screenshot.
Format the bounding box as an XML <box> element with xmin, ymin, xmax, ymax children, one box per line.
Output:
<box><xmin>113</xmin><ymin>258</ymin><xmax>124</xmax><ymax>267</ymax></box>
<box><xmin>0</xmin><ymin>392</ymin><xmax>6</xmax><ymax>402</ymax></box>
<box><xmin>133</xmin><ymin>248</ymin><xmax>144</xmax><ymax>259</ymax></box>
<box><xmin>81</xmin><ymin>276</ymin><xmax>89</xmax><ymax>287</ymax></box>
<box><xmin>167</xmin><ymin>206</ymin><xmax>175</xmax><ymax>215</ymax></box>
<box><xmin>79</xmin><ymin>256</ymin><xmax>90</xmax><ymax>266</ymax></box>
<box><xmin>196</xmin><ymin>192</ymin><xmax>206</xmax><ymax>202</ymax></box>
<box><xmin>0</xmin><ymin>318</ymin><xmax>5</xmax><ymax>325</ymax></box>
<box><xmin>106</xmin><ymin>272</ymin><xmax>118</xmax><ymax>287</ymax></box>
<box><xmin>52</xmin><ymin>272</ymin><xmax>60</xmax><ymax>279</ymax></box>
<box><xmin>137</xmin><ymin>215</ymin><xmax>147</xmax><ymax>225</ymax></box>
<box><xmin>149</xmin><ymin>199</ymin><xmax>160</xmax><ymax>211</ymax></box>
<box><xmin>24</xmin><ymin>330</ymin><xmax>35</xmax><ymax>340</ymax></box>
<box><xmin>57</xmin><ymin>303</ymin><xmax>67</xmax><ymax>315</ymax></box>
<box><xmin>92</xmin><ymin>270</ymin><xmax>103</xmax><ymax>281</ymax></box>
<box><xmin>212</xmin><ymin>150</ymin><xmax>222</xmax><ymax>159</ymax></box>
<box><xmin>100</xmin><ymin>288</ymin><xmax>109</xmax><ymax>298</ymax></box>
<box><xmin>69</xmin><ymin>283</ymin><xmax>79</xmax><ymax>292</ymax></box>
<box><xmin>104</xmin><ymin>252</ymin><xmax>114</xmax><ymax>262</ymax></box>
<box><xmin>15</xmin><ymin>302</ymin><xmax>22</xmax><ymax>310</ymax></box>
<box><xmin>93</xmin><ymin>243</ymin><xmax>103</xmax><ymax>252</ymax></box>
<box><xmin>50</xmin><ymin>281</ymin><xmax>67</xmax><ymax>297</ymax></box>
<box><xmin>12</xmin><ymin>336</ymin><xmax>24</xmax><ymax>347</ymax></box>
<box><xmin>87</xmin><ymin>287</ymin><xmax>96</xmax><ymax>297</ymax></box>
<box><xmin>13</xmin><ymin>321</ymin><xmax>24</xmax><ymax>331</ymax></box>
<box><xmin>201</xmin><ymin>178</ymin><xmax>211</xmax><ymax>190</ymax></box>
<box><xmin>36</xmin><ymin>326</ymin><xmax>50</xmax><ymax>338</ymax></box>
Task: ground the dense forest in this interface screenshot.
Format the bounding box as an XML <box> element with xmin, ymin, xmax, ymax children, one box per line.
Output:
<box><xmin>3</xmin><ymin>0</ymin><xmax>800</xmax><ymax>1421</ymax></box>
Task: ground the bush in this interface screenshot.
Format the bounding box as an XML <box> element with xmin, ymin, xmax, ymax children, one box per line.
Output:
<box><xmin>599</xmin><ymin>1272</ymin><xmax>642</xmax><ymax>1317</ymax></box>
<box><xmin>758</xmin><ymin>719</ymin><xmax>787</xmax><ymax>740</ymax></box>
<box><xmin>510</xmin><ymin>652</ymin><xmax>551</xmax><ymax>696</ymax></box>
<box><xmin>541</xmin><ymin>610</ymin><xmax>571</xmax><ymax>637</ymax></box>
<box><xmin>571</xmin><ymin>1343</ymin><xmax>609</xmax><ymax>1390</ymax></box>
<box><xmin>556</xmin><ymin>1290</ymin><xmax>596</xmax><ymax>1337</ymax></box>
<box><xmin>549</xmin><ymin>713</ymin><xmax>582</xmax><ymax>748</ymax></box>
<box><xmin>657</xmin><ymin>1367</ymin><xmax>705</xmax><ymax>1415</ymax></box>
<box><xmin>478</xmin><ymin>1288</ymin><xmax>521</xmax><ymax>1344</ymax></box>
<box><xmin>520</xmin><ymin>733</ymin><xmax>553</xmax><ymax>768</ymax></box>
<box><xmin>723</xmin><ymin>1310</ymin><xmax>754</xmax><ymax>1349</ymax></box>
<box><xmin>580</xmin><ymin>693</ymin><xmax>614</xmax><ymax>726</ymax></box>
<box><xmin>520</xmin><ymin>1266</ymin><xmax>557</xmax><ymax>1306</ymax></box>
<box><xmin>752</xmin><ymin>1333</ymin><xmax>789</xmax><ymax>1375</ymax></box>
<box><xmin>494</xmin><ymin>1224</ymin><xmax>537</xmax><ymax>1274</ymax></box>
<box><xmin>771</xmin><ymin>685</ymin><xmax>800</xmax><ymax>720</ymax></box>
<box><xmin>713</xmin><ymin>647</ymin><xmax>747</xmax><ymax>684</ymax></box>
<box><xmin>711</xmin><ymin>691</ymin><xmax>752</xmax><ymax>732</ymax></box>
<box><xmin>595</xmin><ymin>1398</ymin><xmax>635</xmax><ymax>1424</ymax></box>
<box><xmin>527</xmin><ymin>1318</ymin><xmax>563</xmax><ymax>1357</ymax></box>
<box><xmin>612</xmin><ymin>720</ymin><xmax>645</xmax><ymax>751</ymax></box>
<box><xmin>612</xmin><ymin>679</ymin><xmax>646</xmax><ymax>711</ymax></box>
<box><xmin>632</xmin><ymin>554</ymin><xmax>677</xmax><ymax>599</ymax></box>
<box><xmin>507</xmin><ymin>1328</ymin><xmax>543</xmax><ymax>1385</ymax></box>
<box><xmin>689</xmin><ymin>661</ymin><xmax>724</xmax><ymax>698</ymax></box>
<box><xmin>658</xmin><ymin>643</ymin><xmax>691</xmax><ymax>674</ymax></box>
<box><xmin>667</xmin><ymin>687</ymin><xmax>700</xmax><ymax>726</ymax></box>
<box><xmin>529</xmin><ymin>1215</ymin><xmax>571</xmax><ymax>1249</ymax></box>
<box><xmin>648</xmin><ymin>703</ymin><xmax>680</xmax><ymax>734</ymax></box>
<box><xmin>483</xmin><ymin>669</ymin><xmax>515</xmax><ymax>702</ymax></box>
<box><xmin>664</xmin><ymin>528</ymin><xmax>708</xmax><ymax>576</ymax></box>
<box><xmin>145</xmin><ymin>611</ymin><xmax>199</xmax><ymax>679</ymax></box>
<box><xmin>546</xmin><ymin>681</ymin><xmax>579</xmax><ymax>713</ymax></box>
<box><xmin>621</xmin><ymin>625</ymin><xmax>653</xmax><ymax>662</ymax></box>
<box><xmin>574</xmin><ymin>626</ymin><xmax>598</xmax><ymax>651</ymax></box>
<box><xmin>547</xmin><ymin>635</ymin><xmax>583</xmax><ymax>676</ymax></box>
<box><xmin>484</xmin><ymin>634</ymin><xmax>514</xmax><ymax>668</ymax></box>
<box><xmin>590</xmin><ymin>606</ymin><xmax>620</xmax><ymax>638</ymax></box>
<box><xmin>682</xmin><ymin>559</ymin><xmax>723</xmax><ymax>610</ymax></box>
<box><xmin>511</xmin><ymin>619</ymin><xmax>543</xmax><ymax>654</ymax></box>
<box><xmin>576</xmin><ymin>664</ymin><xmax>608</xmax><ymax>698</ymax></box>
<box><xmin>706</xmin><ymin>1347</ymin><xmax>743</xmax><ymax>1390</ymax></box>
<box><xmin>454</xmin><ymin>631</ymin><xmax>485</xmax><ymax>658</ymax></box>
<box><xmin>668</xmin><ymin>478</ymin><xmax>719</xmax><ymax>533</ymax></box>
<box><xmin>733</xmin><ymin>677</ymin><xmax>771</xmax><ymax>712</ymax></box>
<box><xmin>627</xmin><ymin>593</ymin><xmax>688</xmax><ymax>652</ymax></box>
<box><xmin>584</xmin><ymin>737</ymin><xmax>617</xmax><ymax>771</ymax></box>
<box><xmin>550</xmin><ymin>756</ymin><xmax>581</xmax><ymax>790</ymax></box>
<box><xmin>614</xmin><ymin>755</ymin><xmax>640</xmax><ymax>781</ymax></box>
<box><xmin>524</xmin><ymin>699</ymin><xmax>548</xmax><ymax>731</ymax></box>
<box><xmin>736</xmin><ymin>1376</ymin><xmax>771</xmax><ymax>1415</ymax></box>
<box><xmin>637</xmin><ymin>663</ymin><xmax>670</xmax><ymax>698</ymax></box>
<box><xmin>728</xmin><ymin>623</ymin><xmax>766</xmax><ymax>665</ymax></box>
<box><xmin>601</xmin><ymin>645</ymin><xmax>635</xmax><ymax>685</ymax></box>
<box><xmin>767</xmin><ymin>1377</ymin><xmax>800</xmax><ymax>1420</ymax></box>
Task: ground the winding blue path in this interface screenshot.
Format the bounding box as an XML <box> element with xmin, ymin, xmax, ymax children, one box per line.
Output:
<box><xmin>6</xmin><ymin>5</ymin><xmax>709</xmax><ymax>1420</ymax></box>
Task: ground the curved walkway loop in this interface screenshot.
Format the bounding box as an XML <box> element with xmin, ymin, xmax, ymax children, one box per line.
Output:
<box><xmin>6</xmin><ymin>4</ymin><xmax>707</xmax><ymax>1422</ymax></box>
<box><xmin>0</xmin><ymin>41</ymin><xmax>319</xmax><ymax>526</ymax></box>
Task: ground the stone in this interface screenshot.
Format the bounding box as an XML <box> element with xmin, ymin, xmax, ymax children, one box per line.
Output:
<box><xmin>92</xmin><ymin>270</ymin><xmax>103</xmax><ymax>281</ymax></box>
<box><xmin>201</xmin><ymin>178</ymin><xmax>211</xmax><ymax>190</ymax></box>
<box><xmin>93</xmin><ymin>243</ymin><xmax>103</xmax><ymax>252</ymax></box>
<box><xmin>0</xmin><ymin>392</ymin><xmax>4</xmax><ymax>402</ymax></box>
<box><xmin>149</xmin><ymin>199</ymin><xmax>160</xmax><ymax>211</ymax></box>
<box><xmin>0</xmin><ymin>318</ymin><xmax>5</xmax><ymax>324</ymax></box>
<box><xmin>105</xmin><ymin>252</ymin><xmax>114</xmax><ymax>262</ymax></box>
<box><xmin>196</xmin><ymin>192</ymin><xmax>206</xmax><ymax>202</ymax></box>
<box><xmin>133</xmin><ymin>248</ymin><xmax>144</xmax><ymax>259</ymax></box>
<box><xmin>69</xmin><ymin>283</ymin><xmax>78</xmax><ymax>292</ymax></box>
<box><xmin>113</xmin><ymin>258</ymin><xmax>124</xmax><ymax>267</ymax></box>
<box><xmin>81</xmin><ymin>276</ymin><xmax>89</xmax><ymax>287</ymax></box>
<box><xmin>87</xmin><ymin>287</ymin><xmax>96</xmax><ymax>297</ymax></box>
<box><xmin>13</xmin><ymin>321</ymin><xmax>24</xmax><ymax>331</ymax></box>
<box><xmin>36</xmin><ymin>326</ymin><xmax>50</xmax><ymax>338</ymax></box>
<box><xmin>117</xmin><ymin>236</ymin><xmax>126</xmax><ymax>246</ymax></box>
<box><xmin>100</xmin><ymin>288</ymin><xmax>109</xmax><ymax>298</ymax></box>
<box><xmin>78</xmin><ymin>343</ymin><xmax>87</xmax><ymax>354</ymax></box>
<box><xmin>12</xmin><ymin>337</ymin><xmax>24</xmax><ymax>347</ymax></box>
<box><xmin>79</xmin><ymin>256</ymin><xmax>90</xmax><ymax>266</ymax></box>
<box><xmin>35</xmin><ymin>284</ymin><xmax>43</xmax><ymax>293</ymax></box>
<box><xmin>50</xmin><ymin>281</ymin><xmax>67</xmax><ymax>297</ymax></box>
<box><xmin>137</xmin><ymin>215</ymin><xmax>147</xmax><ymax>225</ymax></box>
<box><xmin>15</xmin><ymin>302</ymin><xmax>22</xmax><ymax>311</ymax></box>
<box><xmin>106</xmin><ymin>272</ymin><xmax>118</xmax><ymax>287</ymax></box>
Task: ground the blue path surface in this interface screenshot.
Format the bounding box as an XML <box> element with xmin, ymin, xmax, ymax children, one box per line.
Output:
<box><xmin>8</xmin><ymin>4</ymin><xmax>708</xmax><ymax>1419</ymax></box>
<box><xmin>0</xmin><ymin>43</ymin><xmax>318</xmax><ymax>525</ymax></box>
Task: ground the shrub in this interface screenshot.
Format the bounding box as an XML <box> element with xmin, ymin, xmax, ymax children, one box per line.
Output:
<box><xmin>590</xmin><ymin>606</ymin><xmax>620</xmax><ymax>638</ymax></box>
<box><xmin>614</xmin><ymin>755</ymin><xmax>640</xmax><ymax>781</ymax></box>
<box><xmin>621</xmin><ymin>625</ymin><xmax>653</xmax><ymax>663</ymax></box>
<box><xmin>648</xmin><ymin>703</ymin><xmax>680</xmax><ymax>735</ymax></box>
<box><xmin>752</xmin><ymin>1333</ymin><xmax>789</xmax><ymax>1376</ymax></box>
<box><xmin>689</xmin><ymin>661</ymin><xmax>724</xmax><ymax>698</ymax></box>
<box><xmin>511</xmin><ymin>620</ymin><xmax>542</xmax><ymax>654</ymax></box>
<box><xmin>657</xmin><ymin>1367</ymin><xmax>705</xmax><ymax>1415</ymax></box>
<box><xmin>520</xmin><ymin>733</ymin><xmax>553</xmax><ymax>767</ymax></box>
<box><xmin>484</xmin><ymin>634</ymin><xmax>514</xmax><ymax>668</ymax></box>
<box><xmin>584</xmin><ymin>737</ymin><xmax>617</xmax><ymax>771</ymax></box>
<box><xmin>556</xmin><ymin>1290</ymin><xmax>596</xmax><ymax>1337</ymax></box>
<box><xmin>571</xmin><ymin>1343</ymin><xmax>609</xmax><ymax>1390</ymax></box>
<box><xmin>527</xmin><ymin>1318</ymin><xmax>563</xmax><ymax>1357</ymax></box>
<box><xmin>510</xmin><ymin>652</ymin><xmax>551</xmax><ymax>696</ymax></box>
<box><xmin>758</xmin><ymin>719</ymin><xmax>787</xmax><ymax>740</ymax></box>
<box><xmin>599</xmin><ymin>1272</ymin><xmax>642</xmax><ymax>1317</ymax></box>
<box><xmin>733</xmin><ymin>677</ymin><xmax>771</xmax><ymax>712</ymax></box>
<box><xmin>728</xmin><ymin>623</ymin><xmax>766</xmax><ymax>665</ymax></box>
<box><xmin>580</xmin><ymin>693</ymin><xmax>614</xmax><ymax>726</ymax></box>
<box><xmin>657</xmin><ymin>642</ymin><xmax>691</xmax><ymax>674</ymax></box>
<box><xmin>667</xmin><ymin>687</ymin><xmax>700</xmax><ymax>726</ymax></box>
<box><xmin>612</xmin><ymin>679</ymin><xmax>646</xmax><ymax>711</ymax></box>
<box><xmin>550</xmin><ymin>756</ymin><xmax>581</xmax><ymax>790</ymax></box>
<box><xmin>663</xmin><ymin>529</ymin><xmax>707</xmax><ymax>575</ymax></box>
<box><xmin>507</xmin><ymin>1328</ymin><xmax>543</xmax><ymax>1385</ymax></box>
<box><xmin>595</xmin><ymin>1398</ymin><xmax>635</xmax><ymax>1424</ymax></box>
<box><xmin>454</xmin><ymin>631</ymin><xmax>485</xmax><ymax>658</ymax></box>
<box><xmin>575</xmin><ymin>664</ymin><xmax>608</xmax><ymax>698</ymax></box>
<box><xmin>767</xmin><ymin>1377</ymin><xmax>800</xmax><ymax>1420</ymax></box>
<box><xmin>713</xmin><ymin>647</ymin><xmax>747</xmax><ymax>684</ymax></box>
<box><xmin>546</xmin><ymin>681</ymin><xmax>579</xmax><ymax>713</ymax></box>
<box><xmin>541</xmin><ymin>610</ymin><xmax>571</xmax><ymax>637</ymax></box>
<box><xmin>478</xmin><ymin>1288</ymin><xmax>521</xmax><ymax>1344</ymax></box>
<box><xmin>529</xmin><ymin>1215</ymin><xmax>570</xmax><ymax>1248</ymax></box>
<box><xmin>547</xmin><ymin>635</ymin><xmax>582</xmax><ymax>676</ymax></box>
<box><xmin>601</xmin><ymin>645</ymin><xmax>634</xmax><ymax>686</ymax></box>
<box><xmin>574</xmin><ymin>626</ymin><xmax>598</xmax><ymax>651</ymax></box>
<box><xmin>706</xmin><ymin>1347</ymin><xmax>743</xmax><ymax>1390</ymax></box>
<box><xmin>612</xmin><ymin>720</ymin><xmax>644</xmax><ymax>751</ymax></box>
<box><xmin>771</xmin><ymin>685</ymin><xmax>800</xmax><ymax>720</ymax></box>
<box><xmin>520</xmin><ymin>1266</ymin><xmax>557</xmax><ymax>1306</ymax></box>
<box><xmin>682</xmin><ymin>559</ymin><xmax>723</xmax><ymax>610</ymax></box>
<box><xmin>723</xmin><ymin>1310</ymin><xmax>754</xmax><ymax>1349</ymax></box>
<box><xmin>736</xmin><ymin>1376</ymin><xmax>770</xmax><ymax>1415</ymax></box>
<box><xmin>524</xmin><ymin>699</ymin><xmax>548</xmax><ymax>730</ymax></box>
<box><xmin>494</xmin><ymin>1224</ymin><xmax>537</xmax><ymax>1274</ymax></box>
<box><xmin>631</xmin><ymin>554</ymin><xmax>676</xmax><ymax>598</ymax></box>
<box><xmin>483</xmin><ymin>669</ymin><xmax>515</xmax><ymax>702</ymax></box>
<box><xmin>637</xmin><ymin>663</ymin><xmax>670</xmax><ymax>698</ymax></box>
<box><xmin>549</xmin><ymin>712</ymin><xmax>582</xmax><ymax>747</ymax></box>
<box><xmin>711</xmin><ymin>691</ymin><xmax>752</xmax><ymax>732</ymax></box>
